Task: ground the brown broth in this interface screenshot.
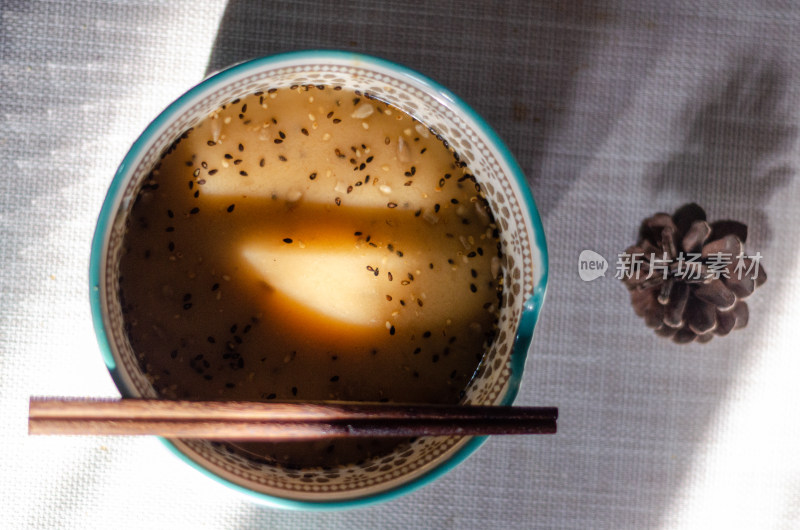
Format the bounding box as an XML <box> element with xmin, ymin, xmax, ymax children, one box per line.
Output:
<box><xmin>119</xmin><ymin>86</ymin><xmax>502</xmax><ymax>468</ymax></box>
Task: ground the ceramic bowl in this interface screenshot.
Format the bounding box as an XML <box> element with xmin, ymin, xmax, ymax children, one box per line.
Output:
<box><xmin>89</xmin><ymin>50</ymin><xmax>548</xmax><ymax>509</ymax></box>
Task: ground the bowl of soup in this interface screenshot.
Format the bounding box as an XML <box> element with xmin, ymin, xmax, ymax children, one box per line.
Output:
<box><xmin>90</xmin><ymin>50</ymin><xmax>549</xmax><ymax>509</ymax></box>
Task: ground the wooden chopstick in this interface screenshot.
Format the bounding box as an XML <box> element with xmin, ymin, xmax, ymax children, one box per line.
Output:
<box><xmin>29</xmin><ymin>398</ymin><xmax>557</xmax><ymax>440</ymax></box>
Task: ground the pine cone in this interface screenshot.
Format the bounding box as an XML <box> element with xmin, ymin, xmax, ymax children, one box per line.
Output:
<box><xmin>621</xmin><ymin>203</ymin><xmax>767</xmax><ymax>343</ymax></box>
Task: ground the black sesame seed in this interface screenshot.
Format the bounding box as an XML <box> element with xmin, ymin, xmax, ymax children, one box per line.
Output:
<box><xmin>413</xmin><ymin>347</ymin><xmax>421</xmax><ymax>355</ymax></box>
<box><xmin>423</xmin><ymin>331</ymin><xmax>431</xmax><ymax>338</ymax></box>
<box><xmin>239</xmin><ymin>170</ymin><xmax>248</xmax><ymax>176</ymax></box>
<box><xmin>283</xmin><ymin>238</ymin><xmax>293</xmax><ymax>244</ymax></box>
<box><xmin>354</xmin><ymin>231</ymin><xmax>362</xmax><ymax>236</ymax></box>
<box><xmin>208</xmin><ymin>336</ymin><xmax>216</xmax><ymax>344</ymax></box>
<box><xmin>451</xmin><ymin>198</ymin><xmax>459</xmax><ymax>204</ymax></box>
<box><xmin>208</xmin><ymin>169</ymin><xmax>218</xmax><ymax>175</ymax></box>
<box><xmin>291</xmin><ymin>387</ymin><xmax>298</xmax><ymax>396</ymax></box>
<box><xmin>468</xmin><ymin>251</ymin><xmax>477</xmax><ymax>258</ymax></box>
<box><xmin>434</xmin><ymin>204</ymin><xmax>440</xmax><ymax>213</ymax></box>
<box><xmin>212</xmin><ymin>283</ymin><xmax>220</xmax><ymax>291</ymax></box>
<box><xmin>389</xmin><ymin>326</ymin><xmax>395</xmax><ymax>335</ymax></box>
<box><xmin>224</xmin><ymin>154</ymin><xmax>233</xmax><ymax>159</ymax></box>
<box><xmin>225</xmin><ymin>382</ymin><xmax>235</xmax><ymax>389</ymax></box>
<box><xmin>168</xmin><ymin>242</ymin><xmax>174</xmax><ymax>252</ymax></box>
<box><xmin>227</xmin><ymin>204</ymin><xmax>235</xmax><ymax>213</ymax></box>
<box><xmin>278</xmin><ymin>131</ymin><xmax>285</xmax><ymax>139</ymax></box>
<box><xmin>274</xmin><ymin>139</ymin><xmax>283</xmax><ymax>144</ymax></box>
<box><xmin>309</xmin><ymin>172</ymin><xmax>317</xmax><ymax>180</ymax></box>
<box><xmin>470</xmin><ymin>283</ymin><xmax>477</xmax><ymax>292</ymax></box>
<box><xmin>333</xmin><ymin>118</ymin><xmax>341</xmax><ymax>124</ymax></box>
<box><xmin>301</xmin><ymin>128</ymin><xmax>309</xmax><ymax>136</ymax></box>
<box><xmin>330</xmin><ymin>375</ymin><xmax>340</xmax><ymax>382</ymax></box>
<box><xmin>279</xmin><ymin>155</ymin><xmax>287</xmax><ymax>161</ymax></box>
<box><xmin>165</xmin><ymin>226</ymin><xmax>174</xmax><ymax>232</ymax></box>
<box><xmin>190</xmin><ymin>207</ymin><xmax>199</xmax><ymax>214</ymax></box>
<box><xmin>432</xmin><ymin>354</ymin><xmax>439</xmax><ymax>363</ymax></box>
<box><xmin>471</xmin><ymin>269</ymin><xmax>478</xmax><ymax>278</ymax></box>
<box><xmin>207</xmin><ymin>140</ymin><xmax>216</xmax><ymax>146</ymax></box>
<box><xmin>388</xmin><ymin>272</ymin><xmax>393</xmax><ymax>281</ymax></box>
<box><xmin>170</xmin><ymin>349</ymin><xmax>178</xmax><ymax>359</ymax></box>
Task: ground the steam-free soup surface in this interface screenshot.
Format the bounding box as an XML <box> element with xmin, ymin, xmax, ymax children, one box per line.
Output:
<box><xmin>119</xmin><ymin>86</ymin><xmax>502</xmax><ymax>467</ymax></box>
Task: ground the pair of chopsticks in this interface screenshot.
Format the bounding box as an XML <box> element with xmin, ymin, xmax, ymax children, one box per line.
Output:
<box><xmin>28</xmin><ymin>398</ymin><xmax>557</xmax><ymax>440</ymax></box>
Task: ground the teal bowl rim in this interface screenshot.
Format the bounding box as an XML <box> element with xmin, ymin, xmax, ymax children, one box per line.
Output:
<box><xmin>89</xmin><ymin>49</ymin><xmax>549</xmax><ymax>511</ymax></box>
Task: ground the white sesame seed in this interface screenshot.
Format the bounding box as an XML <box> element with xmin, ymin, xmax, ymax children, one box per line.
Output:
<box><xmin>414</xmin><ymin>124</ymin><xmax>430</xmax><ymax>138</ymax></box>
<box><xmin>351</xmin><ymin>103</ymin><xmax>374</xmax><ymax>119</ymax></box>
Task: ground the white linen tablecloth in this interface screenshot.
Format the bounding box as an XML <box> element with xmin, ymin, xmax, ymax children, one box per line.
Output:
<box><xmin>2</xmin><ymin>1</ymin><xmax>799</xmax><ymax>528</ymax></box>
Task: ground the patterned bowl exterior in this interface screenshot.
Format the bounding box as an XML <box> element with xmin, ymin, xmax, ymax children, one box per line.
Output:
<box><xmin>89</xmin><ymin>51</ymin><xmax>548</xmax><ymax>509</ymax></box>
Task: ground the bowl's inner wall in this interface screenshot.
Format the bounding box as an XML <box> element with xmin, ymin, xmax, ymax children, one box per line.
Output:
<box><xmin>101</xmin><ymin>59</ymin><xmax>536</xmax><ymax>500</ymax></box>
